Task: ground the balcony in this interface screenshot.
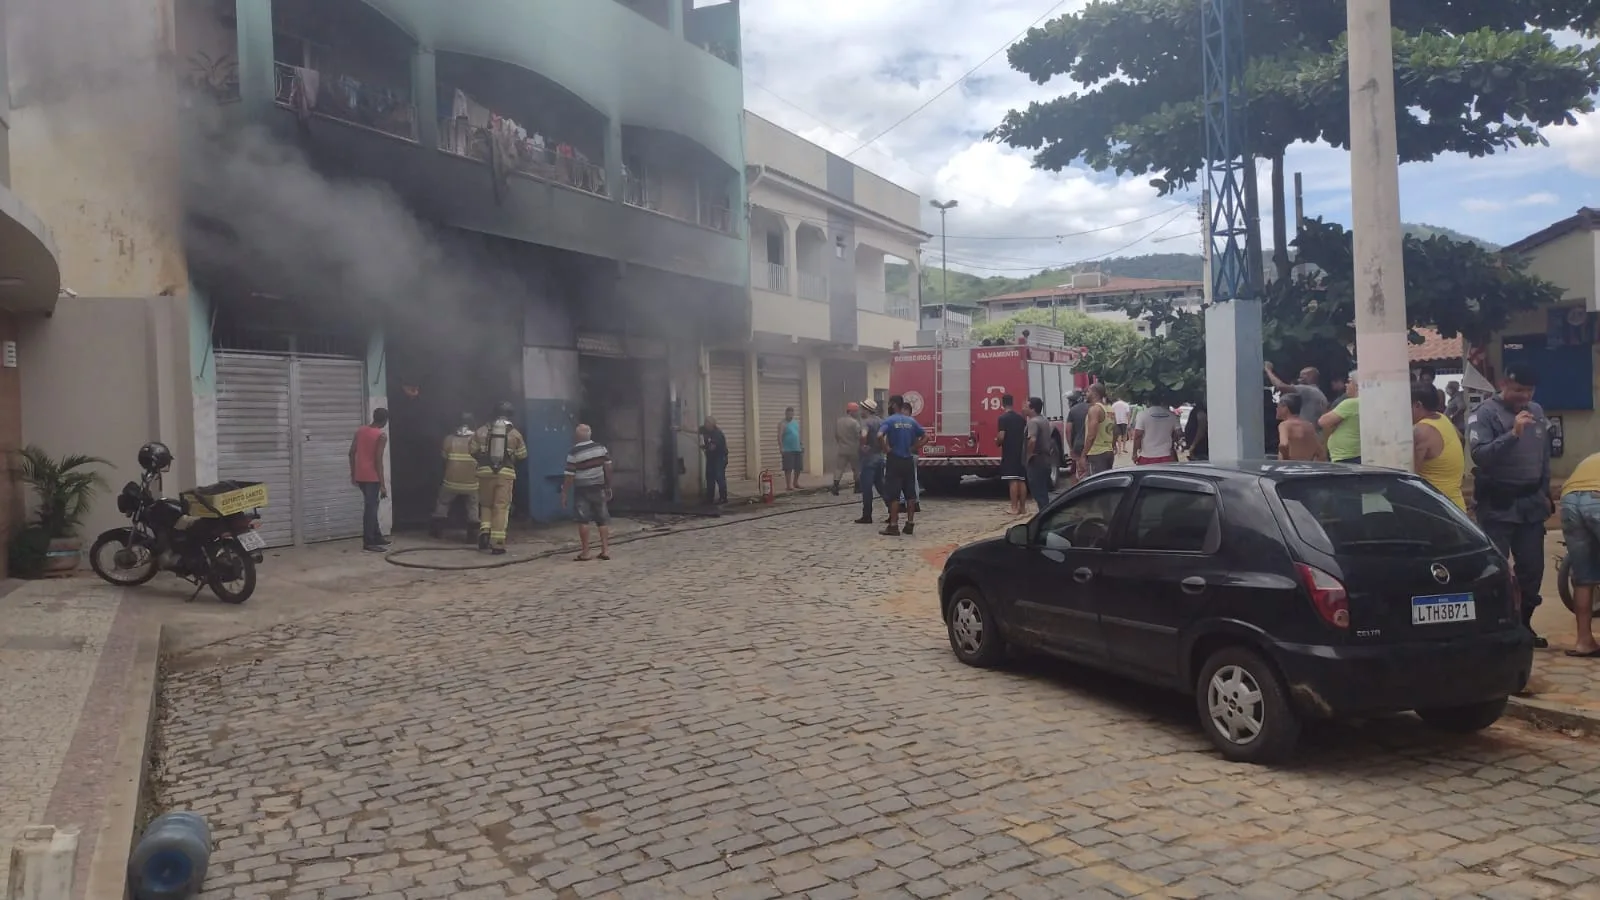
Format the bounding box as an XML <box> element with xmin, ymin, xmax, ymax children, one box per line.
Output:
<box><xmin>885</xmin><ymin>292</ymin><xmax>918</xmax><ymax>321</ymax></box>
<box><xmin>760</xmin><ymin>262</ymin><xmax>789</xmax><ymax>294</ymax></box>
<box><xmin>797</xmin><ymin>271</ymin><xmax>828</xmax><ymax>302</ymax></box>
<box><xmin>438</xmin><ymin>124</ymin><xmax>607</xmax><ymax>197</ymax></box>
<box><xmin>274</xmin><ymin>63</ymin><xmax>418</xmax><ymax>141</ymax></box>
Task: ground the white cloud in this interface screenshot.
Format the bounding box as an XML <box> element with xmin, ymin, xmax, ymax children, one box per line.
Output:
<box><xmin>740</xmin><ymin>1</ymin><xmax>1600</xmax><ymax>274</ymax></box>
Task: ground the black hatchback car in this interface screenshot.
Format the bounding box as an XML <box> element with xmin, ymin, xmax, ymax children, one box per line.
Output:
<box><xmin>938</xmin><ymin>462</ymin><xmax>1534</xmax><ymax>763</ymax></box>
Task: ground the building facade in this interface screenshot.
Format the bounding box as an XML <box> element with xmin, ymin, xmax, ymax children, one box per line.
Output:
<box><xmin>0</xmin><ymin>0</ymin><xmax>64</xmax><ymax>578</ymax></box>
<box><xmin>1490</xmin><ymin>207</ymin><xmax>1600</xmax><ymax>483</ymax></box>
<box><xmin>7</xmin><ymin>0</ymin><xmax>746</xmax><ymax>544</ymax></box>
<box><xmin>709</xmin><ymin>113</ymin><xmax>927</xmax><ymax>484</ymax></box>
<box><xmin>979</xmin><ymin>274</ymin><xmax>1203</xmax><ymax>337</ymax></box>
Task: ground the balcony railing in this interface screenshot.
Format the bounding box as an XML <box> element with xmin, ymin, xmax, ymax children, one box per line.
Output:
<box><xmin>439</xmin><ymin>121</ymin><xmax>608</xmax><ymax>198</ymax></box>
<box><xmin>624</xmin><ymin>173</ymin><xmax>736</xmax><ymax>235</ymax></box>
<box><xmin>885</xmin><ymin>293</ymin><xmax>918</xmax><ymax>321</ymax></box>
<box><xmin>797</xmin><ymin>271</ymin><xmax>828</xmax><ymax>301</ymax></box>
<box><xmin>274</xmin><ymin>62</ymin><xmax>416</xmax><ymax>141</ymax></box>
<box><xmin>760</xmin><ymin>262</ymin><xmax>788</xmax><ymax>293</ymax></box>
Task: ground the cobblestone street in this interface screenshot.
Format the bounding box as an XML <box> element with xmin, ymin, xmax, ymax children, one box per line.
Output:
<box><xmin>157</xmin><ymin>498</ymin><xmax>1600</xmax><ymax>900</ymax></box>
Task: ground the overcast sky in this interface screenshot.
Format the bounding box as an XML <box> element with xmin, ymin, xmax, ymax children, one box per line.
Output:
<box><xmin>739</xmin><ymin>0</ymin><xmax>1600</xmax><ymax>277</ymax></box>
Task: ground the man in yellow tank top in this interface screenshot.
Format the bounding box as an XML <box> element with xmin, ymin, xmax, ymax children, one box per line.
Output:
<box><xmin>1083</xmin><ymin>383</ymin><xmax>1118</xmax><ymax>475</ymax></box>
<box><xmin>1559</xmin><ymin>451</ymin><xmax>1600</xmax><ymax>656</ymax></box>
<box><xmin>1410</xmin><ymin>381</ymin><xmax>1466</xmax><ymax>509</ymax></box>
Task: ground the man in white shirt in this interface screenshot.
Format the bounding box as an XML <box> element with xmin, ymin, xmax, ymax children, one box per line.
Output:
<box><xmin>1111</xmin><ymin>397</ymin><xmax>1132</xmax><ymax>454</ymax></box>
<box><xmin>1133</xmin><ymin>404</ymin><xmax>1181</xmax><ymax>465</ymax></box>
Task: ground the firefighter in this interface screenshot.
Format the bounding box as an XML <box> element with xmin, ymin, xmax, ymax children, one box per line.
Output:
<box><xmin>471</xmin><ymin>400</ymin><xmax>529</xmax><ymax>554</ymax></box>
<box><xmin>431</xmin><ymin>412</ymin><xmax>480</xmax><ymax>541</ymax></box>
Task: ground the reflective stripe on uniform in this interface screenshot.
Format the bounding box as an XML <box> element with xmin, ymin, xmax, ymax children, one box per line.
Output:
<box><xmin>443</xmin><ymin>479</ymin><xmax>478</xmax><ymax>493</ymax></box>
<box><xmin>445</xmin><ymin>453</ymin><xmax>476</xmax><ymax>462</ymax></box>
<box><xmin>475</xmin><ymin>467</ymin><xmax>518</xmax><ymax>479</ymax></box>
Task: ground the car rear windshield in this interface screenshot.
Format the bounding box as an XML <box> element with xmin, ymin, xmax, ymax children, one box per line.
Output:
<box><xmin>1275</xmin><ymin>475</ymin><xmax>1489</xmax><ymax>557</ymax></box>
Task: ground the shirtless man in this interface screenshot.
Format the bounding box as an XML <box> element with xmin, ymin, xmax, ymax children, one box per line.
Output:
<box><xmin>1277</xmin><ymin>393</ymin><xmax>1327</xmax><ymax>462</ymax></box>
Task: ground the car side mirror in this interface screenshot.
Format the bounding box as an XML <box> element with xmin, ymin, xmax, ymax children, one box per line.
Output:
<box><xmin>1006</xmin><ymin>524</ymin><xmax>1029</xmax><ymax>546</ymax></box>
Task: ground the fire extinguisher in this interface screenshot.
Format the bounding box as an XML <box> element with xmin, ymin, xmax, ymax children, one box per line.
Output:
<box><xmin>759</xmin><ymin>469</ymin><xmax>776</xmax><ymax>504</ymax></box>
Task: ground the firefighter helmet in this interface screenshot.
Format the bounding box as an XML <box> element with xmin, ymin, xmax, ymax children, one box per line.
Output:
<box><xmin>494</xmin><ymin>400</ymin><xmax>515</xmax><ymax>419</ymax></box>
<box><xmin>137</xmin><ymin>441</ymin><xmax>173</xmax><ymax>473</ymax></box>
<box><xmin>460</xmin><ymin>411</ymin><xmax>476</xmax><ymax>428</ymax></box>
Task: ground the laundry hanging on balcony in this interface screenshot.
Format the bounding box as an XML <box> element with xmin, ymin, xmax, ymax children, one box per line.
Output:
<box><xmin>289</xmin><ymin>67</ymin><xmax>319</xmax><ymax>126</ymax></box>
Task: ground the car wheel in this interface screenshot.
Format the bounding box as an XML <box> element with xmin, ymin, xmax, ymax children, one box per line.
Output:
<box><xmin>1416</xmin><ymin>698</ymin><xmax>1507</xmax><ymax>734</ymax></box>
<box><xmin>1196</xmin><ymin>646</ymin><xmax>1300</xmax><ymax>764</ymax></box>
<box><xmin>945</xmin><ymin>585</ymin><xmax>1007</xmax><ymax>668</ymax></box>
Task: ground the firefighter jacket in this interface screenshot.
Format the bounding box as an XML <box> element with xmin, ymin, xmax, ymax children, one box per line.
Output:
<box><xmin>440</xmin><ymin>428</ymin><xmax>478</xmax><ymax>492</ymax></box>
<box><xmin>471</xmin><ymin>418</ymin><xmax>528</xmax><ymax>478</ymax></box>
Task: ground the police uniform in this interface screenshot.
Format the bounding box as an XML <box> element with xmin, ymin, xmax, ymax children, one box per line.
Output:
<box><xmin>431</xmin><ymin>425</ymin><xmax>480</xmax><ymax>539</ymax></box>
<box><xmin>470</xmin><ymin>413</ymin><xmax>529</xmax><ymax>552</ymax></box>
<box><xmin>1468</xmin><ymin>394</ymin><xmax>1552</xmax><ymax>635</ymax></box>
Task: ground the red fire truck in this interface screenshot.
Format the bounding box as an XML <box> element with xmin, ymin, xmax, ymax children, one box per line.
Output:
<box><xmin>889</xmin><ymin>330</ymin><xmax>1092</xmax><ymax>491</ymax></box>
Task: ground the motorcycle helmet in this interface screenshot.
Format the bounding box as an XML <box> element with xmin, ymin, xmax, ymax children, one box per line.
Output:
<box><xmin>137</xmin><ymin>441</ymin><xmax>173</xmax><ymax>473</ymax></box>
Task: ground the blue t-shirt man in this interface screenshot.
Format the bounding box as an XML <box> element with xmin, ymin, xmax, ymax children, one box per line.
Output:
<box><xmin>880</xmin><ymin>413</ymin><xmax>925</xmax><ymax>458</ymax></box>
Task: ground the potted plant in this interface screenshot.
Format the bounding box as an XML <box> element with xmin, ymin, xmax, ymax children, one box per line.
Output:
<box><xmin>7</xmin><ymin>447</ymin><xmax>109</xmax><ymax>577</ymax></box>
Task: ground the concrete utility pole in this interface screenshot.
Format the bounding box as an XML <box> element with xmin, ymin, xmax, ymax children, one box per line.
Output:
<box><xmin>1347</xmin><ymin>0</ymin><xmax>1412</xmax><ymax>469</ymax></box>
<box><xmin>930</xmin><ymin>200</ymin><xmax>957</xmax><ymax>313</ymax></box>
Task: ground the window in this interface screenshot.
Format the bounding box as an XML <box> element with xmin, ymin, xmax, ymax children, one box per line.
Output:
<box><xmin>1125</xmin><ymin>487</ymin><xmax>1219</xmax><ymax>553</ymax></box>
<box><xmin>1038</xmin><ymin>489</ymin><xmax>1124</xmax><ymax>550</ymax></box>
<box><xmin>1277</xmin><ymin>475</ymin><xmax>1489</xmax><ymax>557</ymax></box>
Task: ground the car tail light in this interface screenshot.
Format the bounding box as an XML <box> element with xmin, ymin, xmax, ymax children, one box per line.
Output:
<box><xmin>1296</xmin><ymin>563</ymin><xmax>1350</xmax><ymax>629</ymax></box>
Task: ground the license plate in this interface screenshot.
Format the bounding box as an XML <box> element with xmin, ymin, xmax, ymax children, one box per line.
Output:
<box><xmin>237</xmin><ymin>531</ymin><xmax>266</xmax><ymax>552</ymax></box>
<box><xmin>1411</xmin><ymin>592</ymin><xmax>1475</xmax><ymax>625</ymax></box>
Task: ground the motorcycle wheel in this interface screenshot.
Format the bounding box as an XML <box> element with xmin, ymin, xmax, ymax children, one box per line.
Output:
<box><xmin>1558</xmin><ymin>555</ymin><xmax>1600</xmax><ymax>614</ymax></box>
<box><xmin>205</xmin><ymin>539</ymin><xmax>257</xmax><ymax>604</ymax></box>
<box><xmin>89</xmin><ymin>528</ymin><xmax>159</xmax><ymax>587</ymax></box>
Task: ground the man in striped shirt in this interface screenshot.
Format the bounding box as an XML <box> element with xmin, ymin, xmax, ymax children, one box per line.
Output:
<box><xmin>561</xmin><ymin>424</ymin><xmax>615</xmax><ymax>561</ymax></box>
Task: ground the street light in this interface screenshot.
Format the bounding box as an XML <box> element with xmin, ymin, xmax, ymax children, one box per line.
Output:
<box><xmin>930</xmin><ymin>199</ymin><xmax>958</xmax><ymax>322</ymax></box>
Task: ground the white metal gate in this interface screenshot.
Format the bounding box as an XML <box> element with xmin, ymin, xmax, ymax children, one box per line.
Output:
<box><xmin>215</xmin><ymin>352</ymin><xmax>366</xmax><ymax>548</ymax></box>
<box><xmin>708</xmin><ymin>354</ymin><xmax>748</xmax><ymax>481</ymax></box>
<box><xmin>215</xmin><ymin>354</ymin><xmax>295</xmax><ymax>547</ymax></box>
<box><xmin>297</xmin><ymin>357</ymin><xmax>367</xmax><ymax>543</ymax></box>
<box><xmin>759</xmin><ymin>361</ymin><xmax>804</xmax><ymax>478</ymax></box>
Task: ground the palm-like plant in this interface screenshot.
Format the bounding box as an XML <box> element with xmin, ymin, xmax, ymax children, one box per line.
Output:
<box><xmin>18</xmin><ymin>446</ymin><xmax>110</xmax><ymax>539</ymax></box>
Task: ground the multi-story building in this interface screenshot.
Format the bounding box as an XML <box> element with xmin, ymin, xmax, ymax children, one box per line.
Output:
<box><xmin>8</xmin><ymin>0</ymin><xmax>747</xmax><ymax>543</ymax></box>
<box><xmin>708</xmin><ymin>113</ymin><xmax>928</xmax><ymax>484</ymax></box>
<box><xmin>979</xmin><ymin>274</ymin><xmax>1203</xmax><ymax>337</ymax></box>
<box><xmin>0</xmin><ymin>0</ymin><xmax>63</xmax><ymax>577</ymax></box>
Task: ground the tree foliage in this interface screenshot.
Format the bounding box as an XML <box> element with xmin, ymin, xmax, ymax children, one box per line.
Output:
<box><xmin>969</xmin><ymin>307</ymin><xmax>1143</xmax><ymax>371</ymax></box>
<box><xmin>992</xmin><ymin>2</ymin><xmax>1600</xmax><ymax>196</ymax></box>
<box><xmin>1090</xmin><ymin>221</ymin><xmax>1560</xmax><ymax>405</ymax></box>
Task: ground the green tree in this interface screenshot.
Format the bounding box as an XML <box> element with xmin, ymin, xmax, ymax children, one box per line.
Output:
<box><xmin>1091</xmin><ymin>220</ymin><xmax>1562</xmax><ymax>405</ymax></box>
<box><xmin>991</xmin><ymin>1</ymin><xmax>1600</xmax><ymax>281</ymax></box>
<box><xmin>969</xmin><ymin>307</ymin><xmax>1142</xmax><ymax>366</ymax></box>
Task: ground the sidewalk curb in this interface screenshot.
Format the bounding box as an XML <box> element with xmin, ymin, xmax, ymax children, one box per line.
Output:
<box><xmin>82</xmin><ymin>615</ymin><xmax>163</xmax><ymax>900</ymax></box>
<box><xmin>1505</xmin><ymin>694</ymin><xmax>1600</xmax><ymax>736</ymax></box>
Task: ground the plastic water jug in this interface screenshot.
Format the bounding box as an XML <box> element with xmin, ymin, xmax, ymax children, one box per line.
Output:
<box><xmin>128</xmin><ymin>811</ymin><xmax>211</xmax><ymax>900</ymax></box>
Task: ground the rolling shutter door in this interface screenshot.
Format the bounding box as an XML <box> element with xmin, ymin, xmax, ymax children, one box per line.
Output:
<box><xmin>708</xmin><ymin>354</ymin><xmax>748</xmax><ymax>481</ymax></box>
<box><xmin>759</xmin><ymin>366</ymin><xmax>804</xmax><ymax>477</ymax></box>
<box><xmin>297</xmin><ymin>357</ymin><xmax>367</xmax><ymax>543</ymax></box>
<box><xmin>215</xmin><ymin>353</ymin><xmax>295</xmax><ymax>548</ymax></box>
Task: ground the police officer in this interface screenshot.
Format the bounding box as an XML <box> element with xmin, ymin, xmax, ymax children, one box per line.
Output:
<box><xmin>1469</xmin><ymin>365</ymin><xmax>1554</xmax><ymax>647</ymax></box>
<box><xmin>430</xmin><ymin>412</ymin><xmax>480</xmax><ymax>541</ymax></box>
<box><xmin>470</xmin><ymin>401</ymin><xmax>529</xmax><ymax>555</ymax></box>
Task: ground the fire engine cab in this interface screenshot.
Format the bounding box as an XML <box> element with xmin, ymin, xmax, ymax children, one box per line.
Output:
<box><xmin>889</xmin><ymin>324</ymin><xmax>1092</xmax><ymax>492</ymax></box>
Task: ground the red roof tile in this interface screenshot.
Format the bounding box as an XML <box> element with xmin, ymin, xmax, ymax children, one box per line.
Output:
<box><xmin>1409</xmin><ymin>328</ymin><xmax>1462</xmax><ymax>364</ymax></box>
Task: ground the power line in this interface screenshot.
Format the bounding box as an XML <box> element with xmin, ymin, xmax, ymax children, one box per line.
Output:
<box><xmin>747</xmin><ymin>201</ymin><xmax>1196</xmax><ymax>249</ymax></box>
<box><xmin>842</xmin><ymin>0</ymin><xmax>1072</xmax><ymax>159</ymax></box>
<box><xmin>931</xmin><ymin>208</ymin><xmax>1195</xmax><ymax>273</ymax></box>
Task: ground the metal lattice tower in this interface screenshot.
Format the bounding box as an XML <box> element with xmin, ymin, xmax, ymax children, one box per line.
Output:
<box><xmin>1201</xmin><ymin>0</ymin><xmax>1251</xmax><ymax>301</ymax></box>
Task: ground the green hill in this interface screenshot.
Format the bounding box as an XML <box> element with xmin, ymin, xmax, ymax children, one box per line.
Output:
<box><xmin>895</xmin><ymin>223</ymin><xmax>1497</xmax><ymax>306</ymax></box>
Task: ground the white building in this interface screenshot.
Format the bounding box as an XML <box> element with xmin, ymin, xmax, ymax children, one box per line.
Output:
<box><xmin>705</xmin><ymin>113</ymin><xmax>929</xmax><ymax>483</ymax></box>
<box><xmin>978</xmin><ymin>273</ymin><xmax>1204</xmax><ymax>337</ymax></box>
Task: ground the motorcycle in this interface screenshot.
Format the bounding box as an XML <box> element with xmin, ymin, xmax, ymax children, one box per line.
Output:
<box><xmin>1557</xmin><ymin>539</ymin><xmax>1600</xmax><ymax>614</ymax></box>
<box><xmin>88</xmin><ymin>444</ymin><xmax>267</xmax><ymax>604</ymax></box>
